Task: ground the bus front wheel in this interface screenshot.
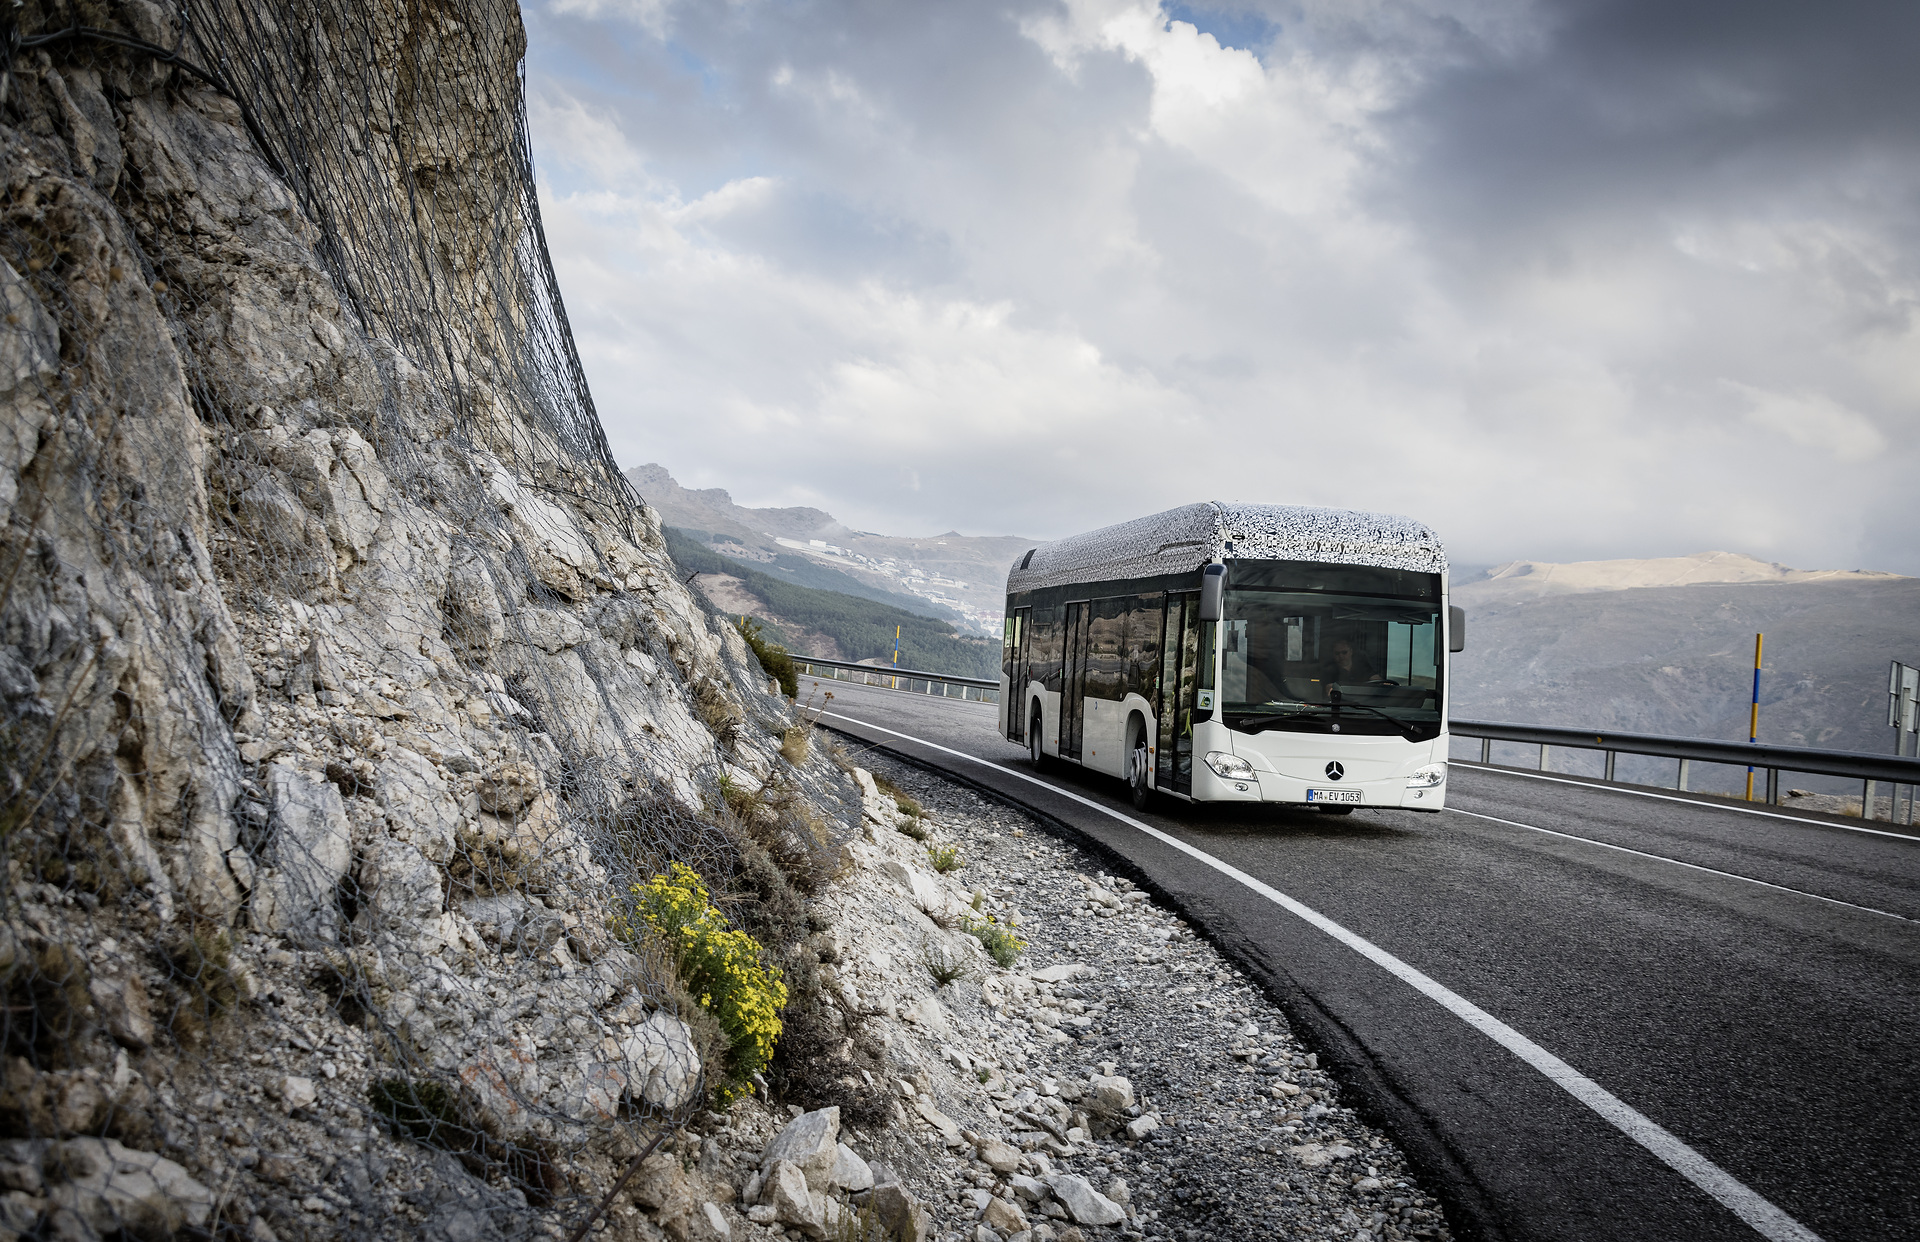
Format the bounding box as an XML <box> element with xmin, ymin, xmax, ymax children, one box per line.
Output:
<box><xmin>1127</xmin><ymin>720</ymin><xmax>1152</xmax><ymax>811</ymax></box>
<box><xmin>1029</xmin><ymin>707</ymin><xmax>1048</xmax><ymax>772</ymax></box>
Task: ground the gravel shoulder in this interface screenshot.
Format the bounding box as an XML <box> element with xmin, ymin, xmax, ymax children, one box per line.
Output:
<box><xmin>825</xmin><ymin>751</ymin><xmax>1457</xmax><ymax>1242</ymax></box>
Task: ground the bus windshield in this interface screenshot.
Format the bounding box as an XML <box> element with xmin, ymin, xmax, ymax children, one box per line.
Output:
<box><xmin>1219</xmin><ymin>563</ymin><xmax>1443</xmax><ymax>741</ymax></box>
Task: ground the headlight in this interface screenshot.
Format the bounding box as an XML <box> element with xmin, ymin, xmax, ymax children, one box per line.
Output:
<box><xmin>1205</xmin><ymin>752</ymin><xmax>1255</xmax><ymax>780</ymax></box>
<box><xmin>1406</xmin><ymin>763</ymin><xmax>1446</xmax><ymax>789</ymax></box>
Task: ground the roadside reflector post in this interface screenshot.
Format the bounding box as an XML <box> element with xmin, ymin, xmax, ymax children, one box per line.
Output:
<box><xmin>1746</xmin><ymin>633</ymin><xmax>1763</xmax><ymax>801</ymax></box>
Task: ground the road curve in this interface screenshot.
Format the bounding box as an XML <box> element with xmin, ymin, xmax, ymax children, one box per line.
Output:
<box><xmin>806</xmin><ymin>675</ymin><xmax>1920</xmax><ymax>1242</ymax></box>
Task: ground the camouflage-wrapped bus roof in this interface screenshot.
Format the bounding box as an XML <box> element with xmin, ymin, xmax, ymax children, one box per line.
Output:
<box><xmin>1005</xmin><ymin>501</ymin><xmax>1447</xmax><ymax>593</ymax></box>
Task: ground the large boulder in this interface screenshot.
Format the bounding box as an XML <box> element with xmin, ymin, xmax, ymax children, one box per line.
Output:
<box><xmin>378</xmin><ymin>746</ymin><xmax>461</xmax><ymax>863</ymax></box>
<box><xmin>760</xmin><ymin>1107</ymin><xmax>840</xmax><ymax>1190</ymax></box>
<box><xmin>620</xmin><ymin>1011</ymin><xmax>702</xmax><ymax>1110</ymax></box>
<box><xmin>1043</xmin><ymin>1173</ymin><xmax>1124</xmax><ymax>1226</ymax></box>
<box><xmin>250</xmin><ymin>764</ymin><xmax>353</xmax><ymax>938</ymax></box>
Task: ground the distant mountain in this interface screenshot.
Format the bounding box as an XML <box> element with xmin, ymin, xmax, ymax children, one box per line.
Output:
<box><xmin>1460</xmin><ymin>551</ymin><xmax>1899</xmax><ymax>602</ymax></box>
<box><xmin>625</xmin><ymin>464</ymin><xmax>1033</xmax><ymax>633</ymax></box>
<box><xmin>662</xmin><ymin>528</ymin><xmax>998</xmax><ymax>678</ymax></box>
<box><xmin>1451</xmin><ymin>558</ymin><xmax>1918</xmax><ymax>792</ymax></box>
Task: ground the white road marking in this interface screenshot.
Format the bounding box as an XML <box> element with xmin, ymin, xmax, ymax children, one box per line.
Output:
<box><xmin>823</xmin><ymin>708</ymin><xmax>1826</xmax><ymax>1242</ymax></box>
<box><xmin>1450</xmin><ymin>761</ymin><xmax>1920</xmax><ymax>842</ymax></box>
<box><xmin>1446</xmin><ymin>808</ymin><xmax>1910</xmax><ymax>922</ymax></box>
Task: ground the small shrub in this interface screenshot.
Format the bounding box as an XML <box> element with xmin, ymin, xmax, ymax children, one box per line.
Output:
<box><xmin>369</xmin><ymin>1077</ymin><xmax>563</xmax><ymax>1204</ymax></box>
<box><xmin>869</xmin><ymin>772</ymin><xmax>922</xmax><ymax>820</ymax></box>
<box><xmin>735</xmin><ymin>615</ymin><xmax>798</xmax><ymax>698</ymax></box>
<box><xmin>896</xmin><ymin>817</ymin><xmax>929</xmax><ymax>842</ymax></box>
<box><xmin>960</xmin><ymin>914</ymin><xmax>1026</xmax><ymax>969</ymax></box>
<box><xmin>616</xmin><ymin>863</ymin><xmax>788</xmax><ymax>1093</ymax></box>
<box><xmin>781</xmin><ymin>723</ymin><xmax>811</xmax><ymax>766</ymax></box>
<box><xmin>693</xmin><ymin>680</ymin><xmax>745</xmax><ymax>743</ymax></box>
<box><xmin>161</xmin><ymin>923</ymin><xmax>238</xmax><ymax>1046</ymax></box>
<box><xmin>926</xmin><ymin>843</ymin><xmax>963</xmax><ymax>873</ymax></box>
<box><xmin>920</xmin><ymin>938</ymin><xmax>973</xmax><ymax>989</ymax></box>
<box><xmin>0</xmin><ymin>942</ymin><xmax>93</xmax><ymax>1069</ymax></box>
<box><xmin>830</xmin><ymin>1201</ymin><xmax>888</xmax><ymax>1242</ymax></box>
<box><xmin>717</xmin><ymin>774</ymin><xmax>763</xmax><ymax>822</ymax></box>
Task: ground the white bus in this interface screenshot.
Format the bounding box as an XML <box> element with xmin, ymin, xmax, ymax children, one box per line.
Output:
<box><xmin>998</xmin><ymin>502</ymin><xmax>1462</xmax><ymax>813</ymax></box>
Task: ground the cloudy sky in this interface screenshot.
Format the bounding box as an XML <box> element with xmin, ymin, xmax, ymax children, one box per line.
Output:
<box><xmin>524</xmin><ymin>0</ymin><xmax>1918</xmax><ymax>574</ymax></box>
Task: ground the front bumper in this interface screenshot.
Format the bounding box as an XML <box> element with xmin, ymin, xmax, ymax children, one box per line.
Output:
<box><xmin>1191</xmin><ymin>764</ymin><xmax>1446</xmax><ymax>809</ymax></box>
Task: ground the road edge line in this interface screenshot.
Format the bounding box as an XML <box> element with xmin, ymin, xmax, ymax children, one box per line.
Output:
<box><xmin>1446</xmin><ymin>808</ymin><xmax>1911</xmax><ymax>922</ymax></box>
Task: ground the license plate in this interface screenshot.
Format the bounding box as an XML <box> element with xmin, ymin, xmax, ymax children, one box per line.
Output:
<box><xmin>1307</xmin><ymin>788</ymin><xmax>1363</xmax><ymax>804</ymax></box>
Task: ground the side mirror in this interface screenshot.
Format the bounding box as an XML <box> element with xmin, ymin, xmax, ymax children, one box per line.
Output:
<box><xmin>1199</xmin><ymin>564</ymin><xmax>1226</xmax><ymax>621</ymax></box>
<box><xmin>1448</xmin><ymin>605</ymin><xmax>1465</xmax><ymax>653</ymax></box>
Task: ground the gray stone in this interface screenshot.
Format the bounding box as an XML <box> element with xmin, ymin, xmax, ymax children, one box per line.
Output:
<box><xmin>766</xmin><ymin>1160</ymin><xmax>822</xmax><ymax>1236</ymax></box>
<box><xmin>357</xmin><ymin>838</ymin><xmax>443</xmax><ymax>929</ymax></box>
<box><xmin>39</xmin><ymin>1138</ymin><xmax>214</xmax><ymax>1237</ymax></box>
<box><xmin>378</xmin><ymin>746</ymin><xmax>460</xmax><ymax>863</ymax></box>
<box><xmin>251</xmin><ymin>765</ymin><xmax>353</xmax><ymax>938</ymax></box>
<box><xmin>830</xmin><ymin>1142</ymin><xmax>873</xmax><ymax>1192</ymax></box>
<box><xmin>977</xmin><ymin>1137</ymin><xmax>1023</xmax><ymax>1174</ymax></box>
<box><xmin>691</xmin><ymin>1201</ymin><xmax>732</xmax><ymax>1241</ymax></box>
<box><xmin>1042</xmin><ymin>1175</ymin><xmax>1123</xmax><ymax>1227</ymax></box>
<box><xmin>1007</xmin><ymin>1174</ymin><xmax>1049</xmax><ymax>1203</ymax></box>
<box><xmin>761</xmin><ymin>1107</ymin><xmax>840</xmax><ymax>1190</ymax></box>
<box><xmin>86</xmin><ymin>974</ymin><xmax>153</xmax><ymax>1051</ymax></box>
<box><xmin>870</xmin><ymin>1183</ymin><xmax>934</xmax><ymax>1242</ymax></box>
<box><xmin>278</xmin><ymin>1076</ymin><xmax>317</xmax><ymax>1111</ymax></box>
<box><xmin>1088</xmin><ymin>1075</ymin><xmax>1134</xmax><ymax>1114</ymax></box>
<box><xmin>620</xmin><ymin>1011</ymin><xmax>702</xmax><ymax>1111</ymax></box>
<box><xmin>984</xmin><ymin>1196</ymin><xmax>1029</xmax><ymax>1233</ymax></box>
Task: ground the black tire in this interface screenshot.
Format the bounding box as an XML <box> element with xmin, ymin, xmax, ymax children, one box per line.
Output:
<box><xmin>1029</xmin><ymin>706</ymin><xmax>1048</xmax><ymax>771</ymax></box>
<box><xmin>1128</xmin><ymin>720</ymin><xmax>1153</xmax><ymax>811</ymax></box>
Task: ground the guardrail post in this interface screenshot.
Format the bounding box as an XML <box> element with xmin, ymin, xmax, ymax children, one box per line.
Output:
<box><xmin>1863</xmin><ymin>779</ymin><xmax>1877</xmax><ymax>822</ymax></box>
<box><xmin>1677</xmin><ymin>758</ymin><xmax>1689</xmax><ymax>791</ymax></box>
<box><xmin>1480</xmin><ymin>738</ymin><xmax>1491</xmax><ymax>763</ymax></box>
<box><xmin>1765</xmin><ymin>768</ymin><xmax>1779</xmax><ymax>805</ymax></box>
<box><xmin>1539</xmin><ymin>743</ymin><xmax>1549</xmax><ymax>772</ymax></box>
<box><xmin>1604</xmin><ymin>751</ymin><xmax>1616</xmax><ymax>782</ymax></box>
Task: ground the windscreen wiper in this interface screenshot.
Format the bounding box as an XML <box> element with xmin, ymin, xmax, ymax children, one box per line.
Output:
<box><xmin>1329</xmin><ymin>702</ymin><xmax>1425</xmax><ymax>743</ymax></box>
<box><xmin>1229</xmin><ymin>703</ymin><xmax>1424</xmax><ymax>743</ymax></box>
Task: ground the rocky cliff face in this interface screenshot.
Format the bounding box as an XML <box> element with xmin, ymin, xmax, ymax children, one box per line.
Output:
<box><xmin>0</xmin><ymin>2</ymin><xmax>872</xmax><ymax>1237</ymax></box>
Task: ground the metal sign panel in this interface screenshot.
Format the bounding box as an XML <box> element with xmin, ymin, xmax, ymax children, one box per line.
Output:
<box><xmin>1892</xmin><ymin>661</ymin><xmax>1919</xmax><ymax>733</ymax></box>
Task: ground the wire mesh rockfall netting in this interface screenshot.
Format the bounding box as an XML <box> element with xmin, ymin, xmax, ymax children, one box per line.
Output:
<box><xmin>0</xmin><ymin>3</ymin><xmax>855</xmax><ymax>1238</ymax></box>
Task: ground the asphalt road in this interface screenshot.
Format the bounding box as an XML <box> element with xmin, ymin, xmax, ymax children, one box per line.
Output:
<box><xmin>807</xmin><ymin>675</ymin><xmax>1920</xmax><ymax>1242</ymax></box>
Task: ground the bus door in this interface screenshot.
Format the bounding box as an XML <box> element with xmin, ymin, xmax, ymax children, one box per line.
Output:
<box><xmin>1157</xmin><ymin>593</ymin><xmax>1202</xmax><ymax>794</ymax></box>
<box><xmin>1003</xmin><ymin>607</ymin><xmax>1031</xmax><ymax>743</ymax></box>
<box><xmin>1061</xmin><ymin>601</ymin><xmax>1091</xmax><ymax>760</ymax></box>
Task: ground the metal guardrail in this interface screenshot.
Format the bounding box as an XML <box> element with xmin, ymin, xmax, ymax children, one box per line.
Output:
<box><xmin>1450</xmin><ymin>718</ymin><xmax>1920</xmax><ymax>824</ymax></box>
<box><xmin>793</xmin><ymin>656</ymin><xmax>1000</xmax><ymax>703</ymax></box>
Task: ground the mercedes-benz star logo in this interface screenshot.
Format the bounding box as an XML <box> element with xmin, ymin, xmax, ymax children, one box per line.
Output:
<box><xmin>1325</xmin><ymin>761</ymin><xmax>1344</xmax><ymax>781</ymax></box>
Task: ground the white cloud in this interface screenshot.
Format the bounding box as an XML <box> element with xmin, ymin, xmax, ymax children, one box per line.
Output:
<box><xmin>1726</xmin><ymin>381</ymin><xmax>1887</xmax><ymax>465</ymax></box>
<box><xmin>522</xmin><ymin>0</ymin><xmax>1920</xmax><ymax>573</ymax></box>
